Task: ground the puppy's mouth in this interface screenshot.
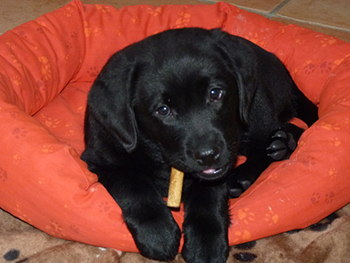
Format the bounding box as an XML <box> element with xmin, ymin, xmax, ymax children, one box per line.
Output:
<box><xmin>196</xmin><ymin>165</ymin><xmax>231</xmax><ymax>180</ymax></box>
<box><xmin>202</xmin><ymin>168</ymin><xmax>224</xmax><ymax>175</ymax></box>
<box><xmin>171</xmin><ymin>160</ymin><xmax>234</xmax><ymax>181</ymax></box>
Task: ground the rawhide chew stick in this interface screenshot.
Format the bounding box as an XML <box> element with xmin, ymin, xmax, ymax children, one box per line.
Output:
<box><xmin>167</xmin><ymin>168</ymin><xmax>184</xmax><ymax>208</ymax></box>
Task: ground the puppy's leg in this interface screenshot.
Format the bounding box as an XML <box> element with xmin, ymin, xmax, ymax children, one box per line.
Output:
<box><xmin>182</xmin><ymin>181</ymin><xmax>230</xmax><ymax>263</ymax></box>
<box><xmin>228</xmin><ymin>146</ymin><xmax>270</xmax><ymax>198</ymax></box>
<box><xmin>91</xmin><ymin>165</ymin><xmax>181</xmax><ymax>261</ymax></box>
<box><xmin>229</xmin><ymin>123</ymin><xmax>305</xmax><ymax>198</ymax></box>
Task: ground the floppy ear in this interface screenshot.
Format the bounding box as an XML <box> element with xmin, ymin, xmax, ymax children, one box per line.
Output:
<box><xmin>234</xmin><ymin>63</ymin><xmax>258</xmax><ymax>125</ymax></box>
<box><xmin>211</xmin><ymin>29</ymin><xmax>258</xmax><ymax>125</ymax></box>
<box><xmin>87</xmin><ymin>53</ymin><xmax>138</xmax><ymax>153</ymax></box>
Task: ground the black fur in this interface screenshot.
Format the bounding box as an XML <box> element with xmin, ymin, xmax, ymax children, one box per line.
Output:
<box><xmin>81</xmin><ymin>28</ymin><xmax>318</xmax><ymax>263</ymax></box>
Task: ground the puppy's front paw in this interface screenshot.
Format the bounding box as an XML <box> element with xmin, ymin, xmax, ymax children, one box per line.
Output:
<box><xmin>130</xmin><ymin>214</ymin><xmax>181</xmax><ymax>261</ymax></box>
<box><xmin>228</xmin><ymin>164</ymin><xmax>256</xmax><ymax>198</ymax></box>
<box><xmin>182</xmin><ymin>230</ymin><xmax>228</xmax><ymax>263</ymax></box>
<box><xmin>228</xmin><ymin>179</ymin><xmax>251</xmax><ymax>198</ymax></box>
<box><xmin>266</xmin><ymin>129</ymin><xmax>296</xmax><ymax>161</ymax></box>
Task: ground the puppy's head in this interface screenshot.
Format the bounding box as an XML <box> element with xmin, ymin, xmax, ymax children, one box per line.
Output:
<box><xmin>87</xmin><ymin>28</ymin><xmax>258</xmax><ymax>181</ymax></box>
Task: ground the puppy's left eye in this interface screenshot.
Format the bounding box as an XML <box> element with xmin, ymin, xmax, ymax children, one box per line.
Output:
<box><xmin>209</xmin><ymin>88</ymin><xmax>224</xmax><ymax>102</ymax></box>
<box><xmin>156</xmin><ymin>105</ymin><xmax>172</xmax><ymax>116</ymax></box>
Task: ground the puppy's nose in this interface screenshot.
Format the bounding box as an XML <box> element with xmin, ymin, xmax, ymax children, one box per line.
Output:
<box><xmin>194</xmin><ymin>146</ymin><xmax>221</xmax><ymax>166</ymax></box>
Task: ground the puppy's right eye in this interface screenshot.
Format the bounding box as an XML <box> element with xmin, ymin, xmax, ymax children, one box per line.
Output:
<box><xmin>209</xmin><ymin>88</ymin><xmax>224</xmax><ymax>102</ymax></box>
<box><xmin>156</xmin><ymin>105</ymin><xmax>171</xmax><ymax>116</ymax></box>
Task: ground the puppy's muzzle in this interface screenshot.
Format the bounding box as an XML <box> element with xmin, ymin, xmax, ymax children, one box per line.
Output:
<box><xmin>188</xmin><ymin>132</ymin><xmax>229</xmax><ymax>178</ymax></box>
<box><xmin>194</xmin><ymin>146</ymin><xmax>221</xmax><ymax>167</ymax></box>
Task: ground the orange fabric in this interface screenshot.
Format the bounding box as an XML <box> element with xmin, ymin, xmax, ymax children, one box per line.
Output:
<box><xmin>0</xmin><ymin>0</ymin><xmax>349</xmax><ymax>252</ymax></box>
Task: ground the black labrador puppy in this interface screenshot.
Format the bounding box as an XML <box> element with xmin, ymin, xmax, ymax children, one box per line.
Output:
<box><xmin>81</xmin><ymin>28</ymin><xmax>318</xmax><ymax>263</ymax></box>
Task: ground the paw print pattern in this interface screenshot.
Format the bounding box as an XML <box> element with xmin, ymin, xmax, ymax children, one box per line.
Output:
<box><xmin>6</xmin><ymin>41</ymin><xmax>16</xmax><ymax>51</ymax></box>
<box><xmin>12</xmin><ymin>127</ymin><xmax>28</xmax><ymax>139</ymax></box>
<box><xmin>320</xmin><ymin>36</ymin><xmax>337</xmax><ymax>47</ymax></box>
<box><xmin>15</xmin><ymin>203</ymin><xmax>31</xmax><ymax>223</ymax></box>
<box><xmin>65</xmin><ymin>40</ymin><xmax>73</xmax><ymax>50</ymax></box>
<box><xmin>232</xmin><ymin>230</ymin><xmax>252</xmax><ymax>244</ymax></box>
<box><xmin>36</xmin><ymin>26</ymin><xmax>44</xmax><ymax>34</ymax></box>
<box><xmin>303</xmin><ymin>62</ymin><xmax>315</xmax><ymax>75</ymax></box>
<box><xmin>13</xmin><ymin>75</ymin><xmax>22</xmax><ymax>86</ymax></box>
<box><xmin>325</xmin><ymin>191</ymin><xmax>335</xmax><ymax>204</ymax></box>
<box><xmin>70</xmin><ymin>31</ymin><xmax>78</xmax><ymax>39</ymax></box>
<box><xmin>132</xmin><ymin>16</ymin><xmax>140</xmax><ymax>24</ymax></box>
<box><xmin>295</xmin><ymin>38</ymin><xmax>306</xmax><ymax>45</ymax></box>
<box><xmin>93</xmin><ymin>27</ymin><xmax>102</xmax><ymax>36</ymax></box>
<box><xmin>11</xmin><ymin>55</ymin><xmax>22</xmax><ymax>68</ymax></box>
<box><xmin>311</xmin><ymin>191</ymin><xmax>337</xmax><ymax>205</ymax></box>
<box><xmin>320</xmin><ymin>121</ymin><xmax>341</xmax><ymax>131</ymax></box>
<box><xmin>69</xmin><ymin>224</ymin><xmax>80</xmax><ymax>234</ymax></box>
<box><xmin>147</xmin><ymin>6</ymin><xmax>163</xmax><ymax>16</ymax></box>
<box><xmin>38</xmin><ymin>56</ymin><xmax>52</xmax><ymax>81</ymax></box>
<box><xmin>310</xmin><ymin>192</ymin><xmax>321</xmax><ymax>204</ymax></box>
<box><xmin>13</xmin><ymin>154</ymin><xmax>21</xmax><ymax>165</ymax></box>
<box><xmin>320</xmin><ymin>61</ymin><xmax>334</xmax><ymax>73</ymax></box>
<box><xmin>302</xmin><ymin>60</ymin><xmax>335</xmax><ymax>75</ymax></box>
<box><xmin>76</xmin><ymin>105</ymin><xmax>85</xmax><ymax>115</ymax></box>
<box><xmin>87</xmin><ymin>67</ymin><xmax>100</xmax><ymax>78</ymax></box>
<box><xmin>37</xmin><ymin>176</ymin><xmax>45</xmax><ymax>185</ymax></box>
<box><xmin>175</xmin><ymin>11</ymin><xmax>191</xmax><ymax>28</ymax></box>
<box><xmin>64</xmin><ymin>6</ymin><xmax>75</xmax><ymax>17</ymax></box>
<box><xmin>9</xmin><ymin>111</ymin><xmax>20</xmax><ymax>118</ymax></box>
<box><xmin>17</xmin><ymin>31</ymin><xmax>28</xmax><ymax>39</ymax></box>
<box><xmin>45</xmin><ymin>220</ymin><xmax>65</xmax><ymax>238</ymax></box>
<box><xmin>265</xmin><ymin>209</ymin><xmax>279</xmax><ymax>226</ymax></box>
<box><xmin>42</xmin><ymin>116</ymin><xmax>60</xmax><ymax>128</ymax></box>
<box><xmin>300</xmin><ymin>155</ymin><xmax>316</xmax><ymax>167</ymax></box>
<box><xmin>0</xmin><ymin>167</ymin><xmax>8</xmax><ymax>182</ymax></box>
<box><xmin>95</xmin><ymin>4</ymin><xmax>111</xmax><ymax>13</ymax></box>
<box><xmin>215</xmin><ymin>12</ymin><xmax>227</xmax><ymax>27</ymax></box>
<box><xmin>244</xmin><ymin>32</ymin><xmax>260</xmax><ymax>45</ymax></box>
<box><xmin>238</xmin><ymin>208</ymin><xmax>255</xmax><ymax>225</ymax></box>
<box><xmin>42</xmin><ymin>144</ymin><xmax>56</xmax><ymax>153</ymax></box>
<box><xmin>65</xmin><ymin>128</ymin><xmax>75</xmax><ymax>137</ymax></box>
<box><xmin>329</xmin><ymin>137</ymin><xmax>341</xmax><ymax>147</ymax></box>
<box><xmin>99</xmin><ymin>201</ymin><xmax>111</xmax><ymax>213</ymax></box>
<box><xmin>328</xmin><ymin>168</ymin><xmax>338</xmax><ymax>179</ymax></box>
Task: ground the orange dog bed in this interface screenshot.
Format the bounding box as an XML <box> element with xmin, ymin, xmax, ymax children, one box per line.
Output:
<box><xmin>0</xmin><ymin>0</ymin><xmax>349</xmax><ymax>252</ymax></box>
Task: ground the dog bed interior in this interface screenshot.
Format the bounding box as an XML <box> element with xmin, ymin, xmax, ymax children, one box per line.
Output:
<box><xmin>0</xmin><ymin>0</ymin><xmax>350</xmax><ymax>251</ymax></box>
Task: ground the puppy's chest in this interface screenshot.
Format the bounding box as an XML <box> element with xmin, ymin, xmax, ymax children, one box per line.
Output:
<box><xmin>149</xmin><ymin>168</ymin><xmax>191</xmax><ymax>198</ymax></box>
<box><xmin>152</xmin><ymin>171</ymin><xmax>195</xmax><ymax>201</ymax></box>
<box><xmin>146</xmin><ymin>166</ymin><xmax>171</xmax><ymax>197</ymax></box>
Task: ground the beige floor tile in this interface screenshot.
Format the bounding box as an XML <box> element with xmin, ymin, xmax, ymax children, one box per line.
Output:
<box><xmin>209</xmin><ymin>0</ymin><xmax>284</xmax><ymax>13</ymax></box>
<box><xmin>276</xmin><ymin>0</ymin><xmax>350</xmax><ymax>30</ymax></box>
<box><xmin>0</xmin><ymin>0</ymin><xmax>70</xmax><ymax>34</ymax></box>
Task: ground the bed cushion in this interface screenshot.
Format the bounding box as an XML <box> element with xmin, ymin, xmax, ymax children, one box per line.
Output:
<box><xmin>0</xmin><ymin>0</ymin><xmax>349</xmax><ymax>251</ymax></box>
